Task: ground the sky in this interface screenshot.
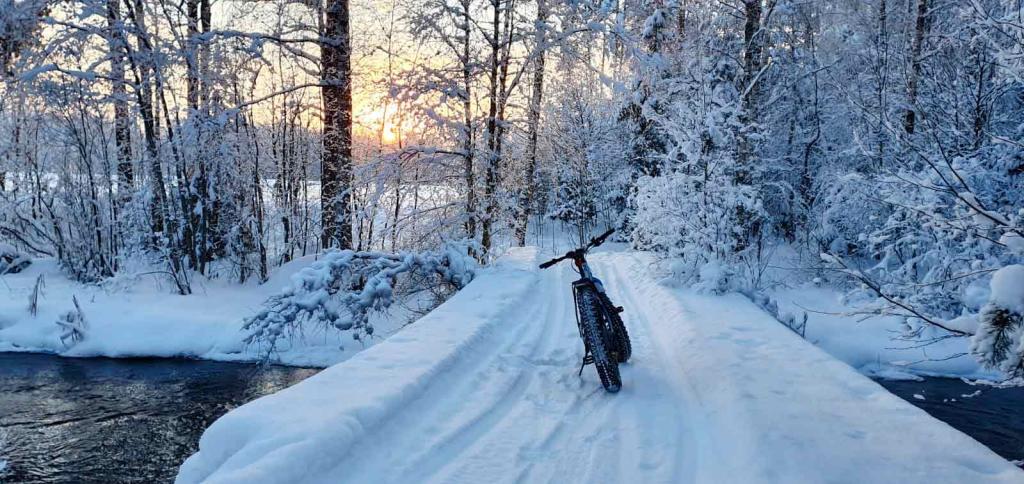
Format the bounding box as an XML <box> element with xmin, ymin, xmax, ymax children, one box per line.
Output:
<box><xmin>211</xmin><ymin>0</ymin><xmax>432</xmax><ymax>146</ymax></box>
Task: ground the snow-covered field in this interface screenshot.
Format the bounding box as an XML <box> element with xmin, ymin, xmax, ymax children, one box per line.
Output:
<box><xmin>0</xmin><ymin>256</ymin><xmax>420</xmax><ymax>367</ymax></box>
<box><xmin>176</xmin><ymin>249</ymin><xmax>1023</xmax><ymax>483</ymax></box>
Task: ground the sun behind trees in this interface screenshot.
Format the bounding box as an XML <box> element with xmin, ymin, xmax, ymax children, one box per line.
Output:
<box><xmin>1</xmin><ymin>0</ymin><xmax>1023</xmax><ymax>378</ymax></box>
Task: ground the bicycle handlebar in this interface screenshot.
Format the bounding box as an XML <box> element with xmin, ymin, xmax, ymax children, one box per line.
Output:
<box><xmin>590</xmin><ymin>228</ymin><xmax>615</xmax><ymax>248</ymax></box>
<box><xmin>538</xmin><ymin>228</ymin><xmax>616</xmax><ymax>269</ymax></box>
<box><xmin>538</xmin><ymin>258</ymin><xmax>560</xmax><ymax>269</ymax></box>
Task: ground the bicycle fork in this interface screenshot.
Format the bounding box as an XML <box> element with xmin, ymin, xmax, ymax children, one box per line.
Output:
<box><xmin>572</xmin><ymin>281</ymin><xmax>600</xmax><ymax>377</ymax></box>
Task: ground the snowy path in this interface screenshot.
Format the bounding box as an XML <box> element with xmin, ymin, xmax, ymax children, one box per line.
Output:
<box><xmin>319</xmin><ymin>253</ymin><xmax>695</xmax><ymax>484</ymax></box>
<box><xmin>177</xmin><ymin>249</ymin><xmax>1024</xmax><ymax>484</ymax></box>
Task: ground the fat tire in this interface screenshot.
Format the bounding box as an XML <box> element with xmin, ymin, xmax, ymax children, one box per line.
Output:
<box><xmin>601</xmin><ymin>294</ymin><xmax>632</xmax><ymax>363</ymax></box>
<box><xmin>577</xmin><ymin>287</ymin><xmax>621</xmax><ymax>393</ymax></box>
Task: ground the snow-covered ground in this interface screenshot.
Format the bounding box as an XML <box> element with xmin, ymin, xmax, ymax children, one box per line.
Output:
<box><xmin>0</xmin><ymin>255</ymin><xmax>422</xmax><ymax>367</ymax></box>
<box><xmin>769</xmin><ymin>286</ymin><xmax>1001</xmax><ymax>381</ymax></box>
<box><xmin>177</xmin><ymin>249</ymin><xmax>1023</xmax><ymax>483</ymax></box>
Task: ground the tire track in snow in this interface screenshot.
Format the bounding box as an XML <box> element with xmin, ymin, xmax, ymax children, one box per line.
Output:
<box><xmin>433</xmin><ymin>263</ymin><xmax>605</xmax><ymax>483</ymax></box>
<box><xmin>401</xmin><ymin>264</ymin><xmax>573</xmax><ymax>482</ymax></box>
<box><xmin>594</xmin><ymin>254</ymin><xmax>697</xmax><ymax>483</ymax></box>
<box><xmin>319</xmin><ymin>252</ymin><xmax>702</xmax><ymax>484</ymax></box>
<box><xmin>489</xmin><ymin>254</ymin><xmax>698</xmax><ymax>484</ymax></box>
<box><xmin>314</xmin><ymin>270</ymin><xmax>549</xmax><ymax>483</ymax></box>
<box><xmin>324</xmin><ymin>260</ymin><xmax>574</xmax><ymax>483</ymax></box>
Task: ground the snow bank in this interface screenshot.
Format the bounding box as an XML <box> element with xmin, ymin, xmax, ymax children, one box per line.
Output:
<box><xmin>0</xmin><ymin>255</ymin><xmax>422</xmax><ymax>367</ymax></box>
<box><xmin>175</xmin><ymin>248</ymin><xmax>539</xmax><ymax>483</ymax></box>
<box><xmin>611</xmin><ymin>253</ymin><xmax>1021</xmax><ymax>483</ymax></box>
<box><xmin>770</xmin><ymin>286</ymin><xmax>1002</xmax><ymax>379</ymax></box>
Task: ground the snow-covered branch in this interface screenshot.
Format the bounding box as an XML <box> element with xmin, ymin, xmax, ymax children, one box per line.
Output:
<box><xmin>243</xmin><ymin>243</ymin><xmax>477</xmax><ymax>357</ymax></box>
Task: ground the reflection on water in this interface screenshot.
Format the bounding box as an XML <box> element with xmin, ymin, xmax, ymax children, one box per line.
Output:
<box><xmin>0</xmin><ymin>353</ymin><xmax>318</xmax><ymax>483</ymax></box>
<box><xmin>877</xmin><ymin>377</ymin><xmax>1024</xmax><ymax>468</ymax></box>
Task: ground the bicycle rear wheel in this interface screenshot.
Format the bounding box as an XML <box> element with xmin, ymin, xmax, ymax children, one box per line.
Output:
<box><xmin>601</xmin><ymin>293</ymin><xmax>631</xmax><ymax>363</ymax></box>
<box><xmin>576</xmin><ymin>287</ymin><xmax>621</xmax><ymax>393</ymax></box>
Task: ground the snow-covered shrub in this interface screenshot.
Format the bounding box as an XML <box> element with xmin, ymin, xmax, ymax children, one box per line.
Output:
<box><xmin>629</xmin><ymin>57</ymin><xmax>768</xmax><ymax>292</ymax></box>
<box><xmin>846</xmin><ymin>153</ymin><xmax>1019</xmax><ymax>319</ymax></box>
<box><xmin>0</xmin><ymin>109</ymin><xmax>122</xmax><ymax>283</ymax></box>
<box><xmin>821</xmin><ymin>164</ymin><xmax>1024</xmax><ymax>376</ymax></box>
<box><xmin>543</xmin><ymin>80</ymin><xmax>630</xmax><ymax>245</ymax></box>
<box><xmin>243</xmin><ymin>243</ymin><xmax>477</xmax><ymax>356</ymax></box>
<box><xmin>632</xmin><ymin>167</ymin><xmax>760</xmax><ymax>293</ymax></box>
<box><xmin>971</xmin><ymin>265</ymin><xmax>1024</xmax><ymax>378</ymax></box>
<box><xmin>56</xmin><ymin>295</ymin><xmax>87</xmax><ymax>347</ymax></box>
<box><xmin>813</xmin><ymin>173</ymin><xmax>888</xmax><ymax>258</ymax></box>
<box><xmin>547</xmin><ymin>166</ymin><xmax>598</xmax><ymax>239</ymax></box>
<box><xmin>0</xmin><ymin>242</ymin><xmax>29</xmax><ymax>274</ymax></box>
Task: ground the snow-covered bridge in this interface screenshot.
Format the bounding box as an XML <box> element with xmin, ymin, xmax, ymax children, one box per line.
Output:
<box><xmin>176</xmin><ymin>248</ymin><xmax>1023</xmax><ymax>484</ymax></box>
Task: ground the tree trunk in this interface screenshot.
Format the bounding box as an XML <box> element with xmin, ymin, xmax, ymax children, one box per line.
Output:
<box><xmin>904</xmin><ymin>0</ymin><xmax>928</xmax><ymax>134</ymax></box>
<box><xmin>107</xmin><ymin>0</ymin><xmax>133</xmax><ymax>209</ymax></box>
<box><xmin>972</xmin><ymin>49</ymin><xmax>993</xmax><ymax>150</ymax></box>
<box><xmin>200</xmin><ymin>0</ymin><xmax>211</xmax><ymax>105</ymax></box>
<box><xmin>186</xmin><ymin>0</ymin><xmax>200</xmax><ymax>111</ymax></box>
<box><xmin>123</xmin><ymin>0</ymin><xmax>189</xmax><ymax>294</ymax></box>
<box><xmin>461</xmin><ymin>0</ymin><xmax>477</xmax><ymax>240</ymax></box>
<box><xmin>480</xmin><ymin>0</ymin><xmax>502</xmax><ymax>254</ymax></box>
<box><xmin>737</xmin><ymin>0</ymin><xmax>764</xmax><ymax>176</ymax></box>
<box><xmin>734</xmin><ymin>0</ymin><xmax>767</xmax><ymax>252</ymax></box>
<box><xmin>321</xmin><ymin>0</ymin><xmax>354</xmax><ymax>249</ymax></box>
<box><xmin>126</xmin><ymin>0</ymin><xmax>168</xmax><ymax>236</ymax></box>
<box><xmin>184</xmin><ymin>0</ymin><xmax>202</xmax><ymax>271</ymax></box>
<box><xmin>875</xmin><ymin>0</ymin><xmax>888</xmax><ymax>166</ymax></box>
<box><xmin>514</xmin><ymin>0</ymin><xmax>547</xmax><ymax>246</ymax></box>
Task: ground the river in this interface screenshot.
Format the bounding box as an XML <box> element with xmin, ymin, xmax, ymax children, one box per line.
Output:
<box><xmin>877</xmin><ymin>376</ymin><xmax>1023</xmax><ymax>468</ymax></box>
<box><xmin>0</xmin><ymin>353</ymin><xmax>318</xmax><ymax>483</ymax></box>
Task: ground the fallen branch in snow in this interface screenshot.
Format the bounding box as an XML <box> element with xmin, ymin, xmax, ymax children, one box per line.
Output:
<box><xmin>819</xmin><ymin>253</ymin><xmax>972</xmax><ymax>337</ymax></box>
<box><xmin>27</xmin><ymin>274</ymin><xmax>43</xmax><ymax>316</ymax></box>
<box><xmin>243</xmin><ymin>243</ymin><xmax>477</xmax><ymax>359</ymax></box>
<box><xmin>56</xmin><ymin>295</ymin><xmax>88</xmax><ymax>348</ymax></box>
<box><xmin>742</xmin><ymin>290</ymin><xmax>808</xmax><ymax>338</ymax></box>
<box><xmin>0</xmin><ymin>243</ymin><xmax>30</xmax><ymax>275</ymax></box>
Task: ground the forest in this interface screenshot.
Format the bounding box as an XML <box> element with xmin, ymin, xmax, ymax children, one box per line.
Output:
<box><xmin>3</xmin><ymin>1</ymin><xmax>1024</xmax><ymax>482</ymax></box>
<box><xmin>1</xmin><ymin>0</ymin><xmax>1023</xmax><ymax>379</ymax></box>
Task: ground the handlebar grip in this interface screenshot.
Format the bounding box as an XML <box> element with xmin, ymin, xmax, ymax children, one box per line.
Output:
<box><xmin>539</xmin><ymin>259</ymin><xmax>558</xmax><ymax>269</ymax></box>
<box><xmin>590</xmin><ymin>228</ymin><xmax>615</xmax><ymax>247</ymax></box>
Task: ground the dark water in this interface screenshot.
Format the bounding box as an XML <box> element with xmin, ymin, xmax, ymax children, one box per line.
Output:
<box><xmin>0</xmin><ymin>353</ymin><xmax>319</xmax><ymax>484</ymax></box>
<box><xmin>878</xmin><ymin>377</ymin><xmax>1024</xmax><ymax>468</ymax></box>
